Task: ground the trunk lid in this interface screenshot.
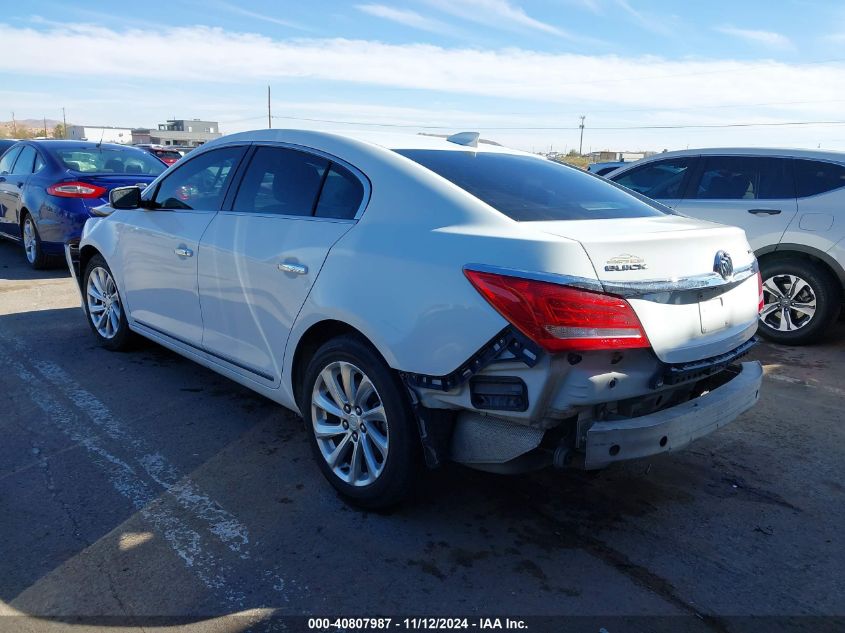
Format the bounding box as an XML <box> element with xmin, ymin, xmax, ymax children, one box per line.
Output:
<box><xmin>532</xmin><ymin>216</ymin><xmax>759</xmax><ymax>363</ymax></box>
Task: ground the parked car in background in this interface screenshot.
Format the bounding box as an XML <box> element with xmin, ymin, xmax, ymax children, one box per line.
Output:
<box><xmin>588</xmin><ymin>160</ymin><xmax>628</xmax><ymax>176</ymax></box>
<box><xmin>609</xmin><ymin>148</ymin><xmax>845</xmax><ymax>345</ymax></box>
<box><xmin>0</xmin><ymin>139</ymin><xmax>20</xmax><ymax>155</ymax></box>
<box><xmin>169</xmin><ymin>145</ymin><xmax>197</xmax><ymax>157</ymax></box>
<box><xmin>0</xmin><ymin>140</ymin><xmax>166</xmax><ymax>268</ymax></box>
<box><xmin>67</xmin><ymin>129</ymin><xmax>762</xmax><ymax>507</ymax></box>
<box><xmin>134</xmin><ymin>144</ymin><xmax>182</xmax><ymax>165</ymax></box>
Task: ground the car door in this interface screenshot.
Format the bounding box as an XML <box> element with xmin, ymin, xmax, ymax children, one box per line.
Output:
<box><xmin>198</xmin><ymin>144</ymin><xmax>366</xmax><ymax>385</ymax></box>
<box><xmin>117</xmin><ymin>145</ymin><xmax>247</xmax><ymax>346</ymax></box>
<box><xmin>0</xmin><ymin>145</ymin><xmax>24</xmax><ymax>236</ymax></box>
<box><xmin>610</xmin><ymin>156</ymin><xmax>697</xmax><ymax>209</ymax></box>
<box><xmin>779</xmin><ymin>158</ymin><xmax>845</xmax><ymax>253</ymax></box>
<box><xmin>674</xmin><ymin>156</ymin><xmax>798</xmax><ymax>251</ymax></box>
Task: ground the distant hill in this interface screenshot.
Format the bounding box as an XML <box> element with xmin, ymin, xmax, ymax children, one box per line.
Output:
<box><xmin>0</xmin><ymin>118</ymin><xmax>64</xmax><ymax>138</ymax></box>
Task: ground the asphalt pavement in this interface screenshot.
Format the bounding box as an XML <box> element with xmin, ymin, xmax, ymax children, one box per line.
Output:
<box><xmin>0</xmin><ymin>238</ymin><xmax>843</xmax><ymax>633</ymax></box>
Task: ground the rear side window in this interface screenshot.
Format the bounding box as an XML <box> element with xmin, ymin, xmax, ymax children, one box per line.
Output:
<box><xmin>12</xmin><ymin>146</ymin><xmax>36</xmax><ymax>174</ymax></box>
<box><xmin>692</xmin><ymin>156</ymin><xmax>794</xmax><ymax>200</ymax></box>
<box><xmin>233</xmin><ymin>147</ymin><xmax>329</xmax><ymax>215</ymax></box>
<box><xmin>794</xmin><ymin>159</ymin><xmax>845</xmax><ymax>197</ymax></box>
<box><xmin>314</xmin><ymin>164</ymin><xmax>365</xmax><ymax>219</ymax></box>
<box><xmin>396</xmin><ymin>150</ymin><xmax>665</xmax><ymax>221</ymax></box>
<box><xmin>0</xmin><ymin>146</ymin><xmax>21</xmax><ymax>175</ymax></box>
<box><xmin>612</xmin><ymin>158</ymin><xmax>693</xmax><ymax>199</ymax></box>
<box><xmin>154</xmin><ymin>146</ymin><xmax>244</xmax><ymax>210</ymax></box>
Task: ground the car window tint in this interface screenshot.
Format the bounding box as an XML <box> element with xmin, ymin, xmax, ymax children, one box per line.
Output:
<box><xmin>693</xmin><ymin>156</ymin><xmax>793</xmax><ymax>200</ymax></box>
<box><xmin>611</xmin><ymin>158</ymin><xmax>693</xmax><ymax>199</ymax></box>
<box><xmin>54</xmin><ymin>147</ymin><xmax>166</xmax><ymax>175</ymax></box>
<box><xmin>155</xmin><ymin>146</ymin><xmax>244</xmax><ymax>210</ymax></box>
<box><xmin>0</xmin><ymin>146</ymin><xmax>22</xmax><ymax>174</ymax></box>
<box><xmin>11</xmin><ymin>146</ymin><xmax>36</xmax><ymax>174</ymax></box>
<box><xmin>396</xmin><ymin>150</ymin><xmax>665</xmax><ymax>221</ymax></box>
<box><xmin>233</xmin><ymin>146</ymin><xmax>328</xmax><ymax>215</ymax></box>
<box><xmin>34</xmin><ymin>152</ymin><xmax>46</xmax><ymax>173</ymax></box>
<box><xmin>794</xmin><ymin>159</ymin><xmax>845</xmax><ymax>197</ymax></box>
<box><xmin>314</xmin><ymin>164</ymin><xmax>364</xmax><ymax>219</ymax></box>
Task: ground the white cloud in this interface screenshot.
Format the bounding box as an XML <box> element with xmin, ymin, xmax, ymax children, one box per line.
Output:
<box><xmin>356</xmin><ymin>4</ymin><xmax>448</xmax><ymax>33</ymax></box>
<box><xmin>208</xmin><ymin>1</ymin><xmax>312</xmax><ymax>31</ymax></box>
<box><xmin>3</xmin><ymin>21</ymin><xmax>845</xmax><ymax>151</ymax></box>
<box><xmin>422</xmin><ymin>0</ymin><xmax>565</xmax><ymax>36</ymax></box>
<box><xmin>717</xmin><ymin>26</ymin><xmax>793</xmax><ymax>49</ymax></box>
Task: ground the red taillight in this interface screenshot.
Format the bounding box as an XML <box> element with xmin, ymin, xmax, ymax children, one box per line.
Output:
<box><xmin>162</xmin><ymin>157</ymin><xmax>178</xmax><ymax>165</ymax></box>
<box><xmin>47</xmin><ymin>181</ymin><xmax>108</xmax><ymax>199</ymax></box>
<box><xmin>757</xmin><ymin>271</ymin><xmax>764</xmax><ymax>312</ymax></box>
<box><xmin>464</xmin><ymin>269</ymin><xmax>651</xmax><ymax>352</ymax></box>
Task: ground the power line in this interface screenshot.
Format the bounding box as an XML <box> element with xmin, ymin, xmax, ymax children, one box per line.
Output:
<box><xmin>268</xmin><ymin>113</ymin><xmax>845</xmax><ymax>132</ymax></box>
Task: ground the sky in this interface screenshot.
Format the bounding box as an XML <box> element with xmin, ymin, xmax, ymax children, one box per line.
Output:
<box><xmin>2</xmin><ymin>0</ymin><xmax>845</xmax><ymax>153</ymax></box>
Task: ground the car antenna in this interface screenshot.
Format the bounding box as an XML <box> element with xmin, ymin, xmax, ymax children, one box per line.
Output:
<box><xmin>96</xmin><ymin>127</ymin><xmax>105</xmax><ymax>148</ymax></box>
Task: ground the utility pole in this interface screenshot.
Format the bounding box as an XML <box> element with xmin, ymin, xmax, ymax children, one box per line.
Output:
<box><xmin>267</xmin><ymin>85</ymin><xmax>272</xmax><ymax>129</ymax></box>
<box><xmin>43</xmin><ymin>117</ymin><xmax>47</xmax><ymax>138</ymax></box>
<box><xmin>62</xmin><ymin>107</ymin><xmax>67</xmax><ymax>138</ymax></box>
<box><xmin>11</xmin><ymin>111</ymin><xmax>16</xmax><ymax>137</ymax></box>
<box><xmin>578</xmin><ymin>115</ymin><xmax>586</xmax><ymax>155</ymax></box>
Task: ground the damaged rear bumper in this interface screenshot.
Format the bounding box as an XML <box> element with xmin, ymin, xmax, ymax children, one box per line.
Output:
<box><xmin>584</xmin><ymin>361</ymin><xmax>763</xmax><ymax>469</ymax></box>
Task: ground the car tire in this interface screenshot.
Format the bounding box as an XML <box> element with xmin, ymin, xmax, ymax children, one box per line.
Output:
<box><xmin>302</xmin><ymin>335</ymin><xmax>420</xmax><ymax>509</ymax></box>
<box><xmin>83</xmin><ymin>254</ymin><xmax>133</xmax><ymax>351</ymax></box>
<box><xmin>758</xmin><ymin>258</ymin><xmax>841</xmax><ymax>345</ymax></box>
<box><xmin>21</xmin><ymin>214</ymin><xmax>48</xmax><ymax>269</ymax></box>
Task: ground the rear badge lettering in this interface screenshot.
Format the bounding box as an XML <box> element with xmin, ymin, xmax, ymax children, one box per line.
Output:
<box><xmin>605</xmin><ymin>253</ymin><xmax>647</xmax><ymax>272</ymax></box>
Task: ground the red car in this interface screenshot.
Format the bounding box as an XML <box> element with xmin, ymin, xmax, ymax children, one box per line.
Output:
<box><xmin>134</xmin><ymin>144</ymin><xmax>182</xmax><ymax>166</ymax></box>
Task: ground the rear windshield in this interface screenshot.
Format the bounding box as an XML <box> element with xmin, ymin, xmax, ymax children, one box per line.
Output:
<box><xmin>396</xmin><ymin>150</ymin><xmax>665</xmax><ymax>221</ymax></box>
<box><xmin>154</xmin><ymin>150</ymin><xmax>182</xmax><ymax>160</ymax></box>
<box><xmin>53</xmin><ymin>147</ymin><xmax>167</xmax><ymax>176</ymax></box>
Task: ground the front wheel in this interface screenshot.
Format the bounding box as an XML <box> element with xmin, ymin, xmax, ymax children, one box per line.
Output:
<box><xmin>758</xmin><ymin>258</ymin><xmax>840</xmax><ymax>345</ymax></box>
<box><xmin>83</xmin><ymin>254</ymin><xmax>132</xmax><ymax>350</ymax></box>
<box><xmin>302</xmin><ymin>335</ymin><xmax>420</xmax><ymax>508</ymax></box>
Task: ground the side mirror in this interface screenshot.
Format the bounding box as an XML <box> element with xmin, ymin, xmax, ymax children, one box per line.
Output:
<box><xmin>109</xmin><ymin>186</ymin><xmax>143</xmax><ymax>210</ymax></box>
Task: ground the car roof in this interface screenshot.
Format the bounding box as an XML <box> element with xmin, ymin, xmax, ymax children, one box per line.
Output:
<box><xmin>208</xmin><ymin>128</ymin><xmax>529</xmax><ymax>156</ymax></box>
<box><xmin>26</xmin><ymin>140</ymin><xmax>145</xmax><ymax>151</ymax></box>
<box><xmin>631</xmin><ymin>147</ymin><xmax>845</xmax><ymax>162</ymax></box>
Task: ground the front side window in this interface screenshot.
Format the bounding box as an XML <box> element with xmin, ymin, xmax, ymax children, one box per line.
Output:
<box><xmin>397</xmin><ymin>150</ymin><xmax>665</xmax><ymax>221</ymax></box>
<box><xmin>53</xmin><ymin>147</ymin><xmax>166</xmax><ymax>176</ymax></box>
<box><xmin>233</xmin><ymin>147</ymin><xmax>329</xmax><ymax>216</ymax></box>
<box><xmin>154</xmin><ymin>146</ymin><xmax>244</xmax><ymax>210</ymax></box>
<box><xmin>692</xmin><ymin>156</ymin><xmax>793</xmax><ymax>200</ymax></box>
<box><xmin>612</xmin><ymin>158</ymin><xmax>694</xmax><ymax>199</ymax></box>
<box><xmin>794</xmin><ymin>159</ymin><xmax>845</xmax><ymax>198</ymax></box>
<box><xmin>0</xmin><ymin>146</ymin><xmax>21</xmax><ymax>175</ymax></box>
<box><xmin>12</xmin><ymin>146</ymin><xmax>36</xmax><ymax>174</ymax></box>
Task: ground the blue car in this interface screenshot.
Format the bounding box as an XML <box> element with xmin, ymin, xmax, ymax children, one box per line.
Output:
<box><xmin>0</xmin><ymin>140</ymin><xmax>166</xmax><ymax>268</ymax></box>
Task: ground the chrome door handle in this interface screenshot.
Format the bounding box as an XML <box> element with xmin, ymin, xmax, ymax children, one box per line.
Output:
<box><xmin>174</xmin><ymin>247</ymin><xmax>193</xmax><ymax>257</ymax></box>
<box><xmin>278</xmin><ymin>262</ymin><xmax>307</xmax><ymax>275</ymax></box>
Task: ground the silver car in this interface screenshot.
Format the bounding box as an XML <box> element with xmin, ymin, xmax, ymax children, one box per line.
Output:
<box><xmin>610</xmin><ymin>148</ymin><xmax>845</xmax><ymax>344</ymax></box>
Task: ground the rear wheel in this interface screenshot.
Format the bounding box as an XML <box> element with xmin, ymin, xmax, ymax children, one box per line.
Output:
<box><xmin>758</xmin><ymin>258</ymin><xmax>840</xmax><ymax>345</ymax></box>
<box><xmin>22</xmin><ymin>215</ymin><xmax>48</xmax><ymax>269</ymax></box>
<box><xmin>302</xmin><ymin>335</ymin><xmax>419</xmax><ymax>509</ymax></box>
<box><xmin>83</xmin><ymin>254</ymin><xmax>132</xmax><ymax>351</ymax></box>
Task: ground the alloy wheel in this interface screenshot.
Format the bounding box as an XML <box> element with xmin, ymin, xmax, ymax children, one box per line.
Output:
<box><xmin>311</xmin><ymin>360</ymin><xmax>389</xmax><ymax>487</ymax></box>
<box><xmin>86</xmin><ymin>266</ymin><xmax>123</xmax><ymax>339</ymax></box>
<box><xmin>760</xmin><ymin>274</ymin><xmax>817</xmax><ymax>332</ymax></box>
<box><xmin>23</xmin><ymin>218</ymin><xmax>37</xmax><ymax>264</ymax></box>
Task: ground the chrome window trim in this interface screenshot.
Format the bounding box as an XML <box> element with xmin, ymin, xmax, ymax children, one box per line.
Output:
<box><xmin>463</xmin><ymin>260</ymin><xmax>759</xmax><ymax>304</ymax></box>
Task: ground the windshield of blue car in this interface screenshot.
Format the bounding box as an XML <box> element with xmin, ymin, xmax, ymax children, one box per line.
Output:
<box><xmin>53</xmin><ymin>147</ymin><xmax>167</xmax><ymax>176</ymax></box>
<box><xmin>395</xmin><ymin>149</ymin><xmax>666</xmax><ymax>221</ymax></box>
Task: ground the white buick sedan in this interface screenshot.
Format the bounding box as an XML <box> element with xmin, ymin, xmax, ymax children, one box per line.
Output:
<box><xmin>66</xmin><ymin>129</ymin><xmax>764</xmax><ymax>507</ymax></box>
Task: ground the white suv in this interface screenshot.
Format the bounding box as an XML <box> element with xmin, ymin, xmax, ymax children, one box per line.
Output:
<box><xmin>610</xmin><ymin>148</ymin><xmax>845</xmax><ymax>344</ymax></box>
<box><xmin>66</xmin><ymin>130</ymin><xmax>763</xmax><ymax>507</ymax></box>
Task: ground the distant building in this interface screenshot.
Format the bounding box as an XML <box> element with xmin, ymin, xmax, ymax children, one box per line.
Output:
<box><xmin>132</xmin><ymin>119</ymin><xmax>222</xmax><ymax>147</ymax></box>
<box><xmin>67</xmin><ymin>125</ymin><xmax>133</xmax><ymax>144</ymax></box>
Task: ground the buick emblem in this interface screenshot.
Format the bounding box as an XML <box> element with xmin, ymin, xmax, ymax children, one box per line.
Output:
<box><xmin>713</xmin><ymin>250</ymin><xmax>733</xmax><ymax>280</ymax></box>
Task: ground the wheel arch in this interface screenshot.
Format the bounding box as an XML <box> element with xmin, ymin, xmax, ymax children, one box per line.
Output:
<box><xmin>289</xmin><ymin>319</ymin><xmax>391</xmax><ymax>413</ymax></box>
<box><xmin>77</xmin><ymin>244</ymin><xmax>103</xmax><ymax>290</ymax></box>
<box><xmin>756</xmin><ymin>244</ymin><xmax>845</xmax><ymax>296</ymax></box>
